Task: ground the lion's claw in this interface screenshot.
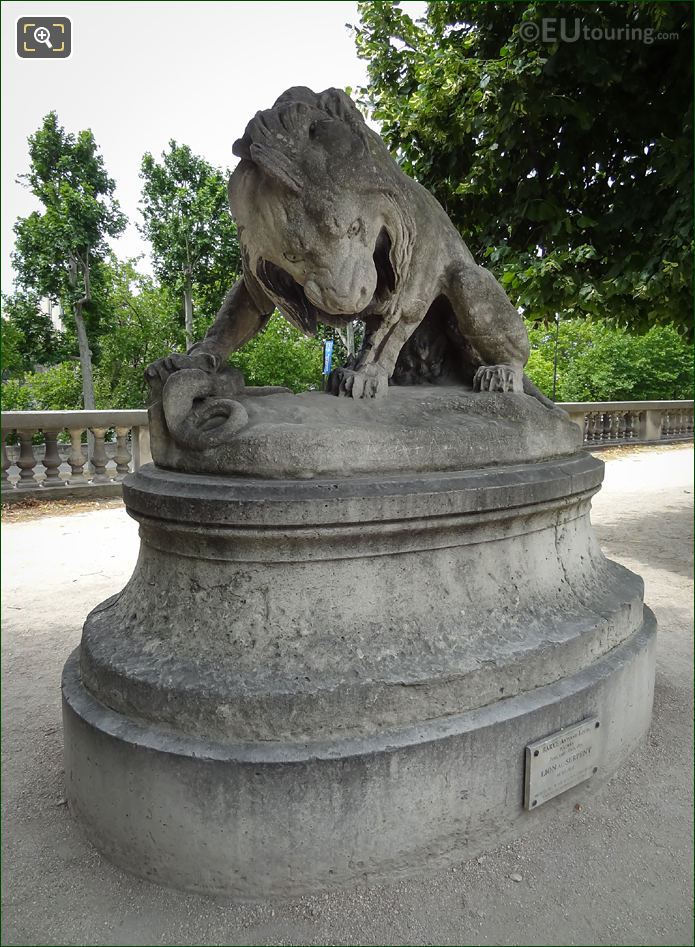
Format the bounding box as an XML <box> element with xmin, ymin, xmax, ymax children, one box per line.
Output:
<box><xmin>327</xmin><ymin>366</ymin><xmax>389</xmax><ymax>399</ymax></box>
<box><xmin>145</xmin><ymin>352</ymin><xmax>219</xmax><ymax>387</ymax></box>
<box><xmin>473</xmin><ymin>364</ymin><xmax>522</xmax><ymax>393</ymax></box>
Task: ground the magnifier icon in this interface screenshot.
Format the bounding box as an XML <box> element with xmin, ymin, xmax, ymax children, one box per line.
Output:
<box><xmin>34</xmin><ymin>26</ymin><xmax>53</xmax><ymax>49</ymax></box>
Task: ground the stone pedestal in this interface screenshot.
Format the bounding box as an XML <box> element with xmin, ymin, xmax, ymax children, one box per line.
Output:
<box><xmin>62</xmin><ymin>388</ymin><xmax>656</xmax><ymax>896</ymax></box>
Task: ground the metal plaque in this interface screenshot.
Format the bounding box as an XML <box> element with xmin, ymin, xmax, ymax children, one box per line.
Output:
<box><xmin>524</xmin><ymin>717</ymin><xmax>601</xmax><ymax>810</ymax></box>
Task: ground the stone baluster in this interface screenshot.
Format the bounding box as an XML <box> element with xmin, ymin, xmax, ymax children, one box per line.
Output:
<box><xmin>592</xmin><ymin>412</ymin><xmax>603</xmax><ymax>442</ymax></box>
<box><xmin>662</xmin><ymin>411</ymin><xmax>671</xmax><ymax>439</ymax></box>
<box><xmin>601</xmin><ymin>412</ymin><xmax>613</xmax><ymax>443</ymax></box>
<box><xmin>594</xmin><ymin>412</ymin><xmax>603</xmax><ymax>442</ymax></box>
<box><xmin>89</xmin><ymin>427</ymin><xmax>111</xmax><ymax>483</ymax></box>
<box><xmin>585</xmin><ymin>413</ymin><xmax>597</xmax><ymax>443</ymax></box>
<box><xmin>16</xmin><ymin>429</ymin><xmax>38</xmax><ymax>490</ymax></box>
<box><xmin>41</xmin><ymin>429</ymin><xmax>65</xmax><ymax>486</ymax></box>
<box><xmin>593</xmin><ymin>412</ymin><xmax>603</xmax><ymax>442</ymax></box>
<box><xmin>624</xmin><ymin>412</ymin><xmax>635</xmax><ymax>440</ymax></box>
<box><xmin>1</xmin><ymin>432</ymin><xmax>10</xmax><ymax>487</ymax></box>
<box><xmin>68</xmin><ymin>428</ymin><xmax>87</xmax><ymax>483</ymax></box>
<box><xmin>615</xmin><ymin>412</ymin><xmax>626</xmax><ymax>440</ymax></box>
<box><xmin>631</xmin><ymin>411</ymin><xmax>639</xmax><ymax>440</ymax></box>
<box><xmin>114</xmin><ymin>426</ymin><xmax>132</xmax><ymax>479</ymax></box>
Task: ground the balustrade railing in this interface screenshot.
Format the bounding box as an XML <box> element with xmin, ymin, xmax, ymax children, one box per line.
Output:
<box><xmin>1</xmin><ymin>410</ymin><xmax>150</xmax><ymax>500</ymax></box>
<box><xmin>561</xmin><ymin>400</ymin><xmax>694</xmax><ymax>447</ymax></box>
<box><xmin>1</xmin><ymin>400</ymin><xmax>691</xmax><ymax>502</ymax></box>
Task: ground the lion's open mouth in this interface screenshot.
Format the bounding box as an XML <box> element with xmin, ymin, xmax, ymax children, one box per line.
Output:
<box><xmin>256</xmin><ymin>227</ymin><xmax>396</xmax><ymax>334</ymax></box>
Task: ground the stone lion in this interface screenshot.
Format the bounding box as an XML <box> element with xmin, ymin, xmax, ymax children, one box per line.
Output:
<box><xmin>146</xmin><ymin>86</ymin><xmax>552</xmax><ymax>406</ymax></box>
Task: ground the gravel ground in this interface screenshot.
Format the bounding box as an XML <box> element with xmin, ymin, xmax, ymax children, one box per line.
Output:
<box><xmin>1</xmin><ymin>446</ymin><xmax>693</xmax><ymax>947</ymax></box>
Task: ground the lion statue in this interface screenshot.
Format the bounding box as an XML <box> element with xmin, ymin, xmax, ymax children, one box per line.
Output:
<box><xmin>146</xmin><ymin>86</ymin><xmax>552</xmax><ymax>407</ymax></box>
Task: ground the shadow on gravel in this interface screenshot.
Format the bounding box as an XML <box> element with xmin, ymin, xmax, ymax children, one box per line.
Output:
<box><xmin>593</xmin><ymin>501</ymin><xmax>694</xmax><ymax>580</ymax></box>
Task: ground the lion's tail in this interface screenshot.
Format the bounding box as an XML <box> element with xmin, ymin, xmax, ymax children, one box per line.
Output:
<box><xmin>523</xmin><ymin>374</ymin><xmax>566</xmax><ymax>413</ymax></box>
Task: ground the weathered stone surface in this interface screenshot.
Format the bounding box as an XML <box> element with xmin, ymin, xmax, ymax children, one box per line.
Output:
<box><xmin>63</xmin><ymin>443</ymin><xmax>657</xmax><ymax>897</ymax></box>
<box><xmin>145</xmin><ymin>86</ymin><xmax>557</xmax><ymax>450</ymax></box>
<box><xmin>63</xmin><ymin>614</ymin><xmax>656</xmax><ymax>897</ymax></box>
<box><xmin>149</xmin><ymin>384</ymin><xmax>581</xmax><ymax>478</ymax></box>
<box><xmin>62</xmin><ymin>84</ymin><xmax>656</xmax><ymax>900</ymax></box>
<box><xmin>80</xmin><ymin>453</ymin><xmax>641</xmax><ymax>746</ymax></box>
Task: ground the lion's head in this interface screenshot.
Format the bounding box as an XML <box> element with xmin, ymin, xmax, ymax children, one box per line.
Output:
<box><xmin>227</xmin><ymin>87</ymin><xmax>414</xmax><ymax>332</ymax></box>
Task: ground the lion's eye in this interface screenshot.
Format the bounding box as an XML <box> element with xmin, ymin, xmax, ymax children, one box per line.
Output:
<box><xmin>348</xmin><ymin>219</ymin><xmax>362</xmax><ymax>237</ymax></box>
<box><xmin>283</xmin><ymin>251</ymin><xmax>304</xmax><ymax>264</ymax></box>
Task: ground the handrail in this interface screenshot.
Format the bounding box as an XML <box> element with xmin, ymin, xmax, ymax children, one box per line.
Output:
<box><xmin>1</xmin><ymin>400</ymin><xmax>692</xmax><ymax>502</ymax></box>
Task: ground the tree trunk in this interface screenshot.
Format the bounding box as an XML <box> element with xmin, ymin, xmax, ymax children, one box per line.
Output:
<box><xmin>73</xmin><ymin>302</ymin><xmax>96</xmax><ymax>409</ymax></box>
<box><xmin>67</xmin><ymin>252</ymin><xmax>96</xmax><ymax>410</ymax></box>
<box><xmin>184</xmin><ymin>279</ymin><xmax>194</xmax><ymax>351</ymax></box>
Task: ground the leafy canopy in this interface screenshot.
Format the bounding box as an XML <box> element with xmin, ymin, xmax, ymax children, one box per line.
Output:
<box><xmin>354</xmin><ymin>1</ymin><xmax>693</xmax><ymax>335</ymax></box>
<box><xmin>1</xmin><ymin>291</ymin><xmax>68</xmax><ymax>374</ymax></box>
<box><xmin>12</xmin><ymin>111</ymin><xmax>126</xmax><ymax>307</ymax></box>
<box><xmin>139</xmin><ymin>142</ymin><xmax>241</xmax><ymax>317</ymax></box>
<box><xmin>94</xmin><ymin>256</ymin><xmax>187</xmax><ymax>408</ymax></box>
<box><xmin>230</xmin><ymin>313</ymin><xmax>324</xmax><ymax>392</ymax></box>
<box><xmin>525</xmin><ymin>318</ymin><xmax>693</xmax><ymax>402</ymax></box>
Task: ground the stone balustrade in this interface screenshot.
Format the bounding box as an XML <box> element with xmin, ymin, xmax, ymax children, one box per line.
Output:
<box><xmin>1</xmin><ymin>410</ymin><xmax>150</xmax><ymax>502</ymax></box>
<box><xmin>561</xmin><ymin>400</ymin><xmax>694</xmax><ymax>447</ymax></box>
<box><xmin>1</xmin><ymin>400</ymin><xmax>692</xmax><ymax>502</ymax></box>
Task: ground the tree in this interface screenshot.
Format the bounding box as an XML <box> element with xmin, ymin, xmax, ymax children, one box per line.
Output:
<box><xmin>1</xmin><ymin>291</ymin><xmax>68</xmax><ymax>375</ymax></box>
<box><xmin>95</xmin><ymin>256</ymin><xmax>186</xmax><ymax>408</ymax></box>
<box><xmin>354</xmin><ymin>1</ymin><xmax>693</xmax><ymax>336</ymax></box>
<box><xmin>525</xmin><ymin>318</ymin><xmax>693</xmax><ymax>401</ymax></box>
<box><xmin>0</xmin><ymin>317</ymin><xmax>25</xmax><ymax>378</ymax></box>
<box><xmin>0</xmin><ymin>362</ymin><xmax>85</xmax><ymax>411</ymax></box>
<box><xmin>12</xmin><ymin>112</ymin><xmax>126</xmax><ymax>407</ymax></box>
<box><xmin>139</xmin><ymin>142</ymin><xmax>241</xmax><ymax>349</ymax></box>
<box><xmin>229</xmin><ymin>312</ymin><xmax>324</xmax><ymax>392</ymax></box>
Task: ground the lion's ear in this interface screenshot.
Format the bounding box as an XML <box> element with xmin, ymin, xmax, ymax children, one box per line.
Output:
<box><xmin>248</xmin><ymin>143</ymin><xmax>302</xmax><ymax>194</ymax></box>
<box><xmin>232</xmin><ymin>136</ymin><xmax>251</xmax><ymax>160</ymax></box>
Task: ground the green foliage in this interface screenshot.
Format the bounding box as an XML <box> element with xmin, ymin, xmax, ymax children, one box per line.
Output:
<box><xmin>139</xmin><ymin>142</ymin><xmax>241</xmax><ymax>320</ymax></box>
<box><xmin>229</xmin><ymin>312</ymin><xmax>323</xmax><ymax>392</ymax></box>
<box><xmin>11</xmin><ymin>111</ymin><xmax>126</xmax><ymax>408</ymax></box>
<box><xmin>525</xmin><ymin>318</ymin><xmax>694</xmax><ymax>401</ymax></box>
<box><xmin>1</xmin><ymin>291</ymin><xmax>69</xmax><ymax>374</ymax></box>
<box><xmin>94</xmin><ymin>256</ymin><xmax>186</xmax><ymax>408</ymax></box>
<box><xmin>1</xmin><ymin>317</ymin><xmax>26</xmax><ymax>377</ymax></box>
<box><xmin>0</xmin><ymin>378</ymin><xmax>30</xmax><ymax>410</ymax></box>
<box><xmin>12</xmin><ymin>112</ymin><xmax>126</xmax><ymax>310</ymax></box>
<box><xmin>1</xmin><ymin>361</ymin><xmax>84</xmax><ymax>411</ymax></box>
<box><xmin>354</xmin><ymin>1</ymin><xmax>693</xmax><ymax>335</ymax></box>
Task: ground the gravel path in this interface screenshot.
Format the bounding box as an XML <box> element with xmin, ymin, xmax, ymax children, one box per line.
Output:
<box><xmin>2</xmin><ymin>446</ymin><xmax>693</xmax><ymax>947</ymax></box>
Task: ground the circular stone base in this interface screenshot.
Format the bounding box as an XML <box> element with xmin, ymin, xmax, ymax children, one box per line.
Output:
<box><xmin>63</xmin><ymin>451</ymin><xmax>656</xmax><ymax>896</ymax></box>
<box><xmin>63</xmin><ymin>616</ymin><xmax>655</xmax><ymax>897</ymax></box>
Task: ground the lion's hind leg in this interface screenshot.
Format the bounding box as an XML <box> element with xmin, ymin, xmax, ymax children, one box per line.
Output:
<box><xmin>446</xmin><ymin>262</ymin><xmax>530</xmax><ymax>393</ymax></box>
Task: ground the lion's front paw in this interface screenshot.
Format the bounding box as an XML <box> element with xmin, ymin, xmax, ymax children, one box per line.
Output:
<box><xmin>473</xmin><ymin>364</ymin><xmax>523</xmax><ymax>393</ymax></box>
<box><xmin>145</xmin><ymin>352</ymin><xmax>219</xmax><ymax>387</ymax></box>
<box><xmin>327</xmin><ymin>365</ymin><xmax>389</xmax><ymax>399</ymax></box>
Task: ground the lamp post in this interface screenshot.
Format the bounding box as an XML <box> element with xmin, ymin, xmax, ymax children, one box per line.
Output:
<box><xmin>552</xmin><ymin>313</ymin><xmax>560</xmax><ymax>402</ymax></box>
